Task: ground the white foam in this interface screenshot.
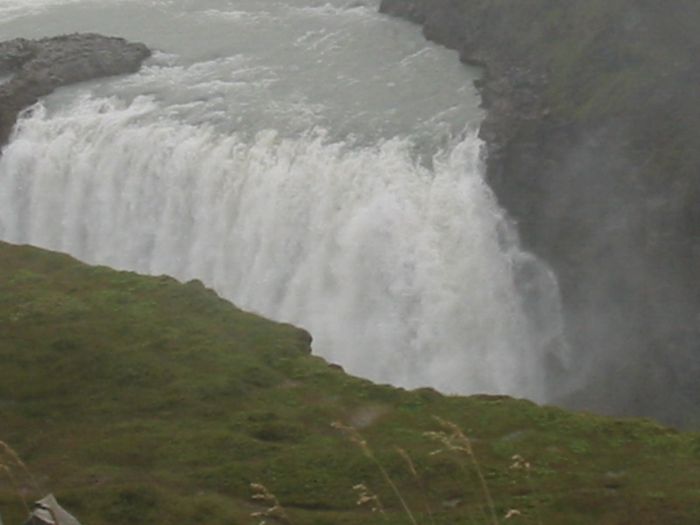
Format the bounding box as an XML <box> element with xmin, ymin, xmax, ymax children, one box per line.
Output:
<box><xmin>0</xmin><ymin>0</ymin><xmax>569</xmax><ymax>402</ymax></box>
<box><xmin>0</xmin><ymin>96</ymin><xmax>568</xmax><ymax>401</ymax></box>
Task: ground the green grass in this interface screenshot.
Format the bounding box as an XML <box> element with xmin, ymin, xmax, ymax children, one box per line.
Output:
<box><xmin>1</xmin><ymin>241</ymin><xmax>700</xmax><ymax>524</ymax></box>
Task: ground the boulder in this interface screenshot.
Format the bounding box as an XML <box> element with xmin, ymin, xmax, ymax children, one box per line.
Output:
<box><xmin>0</xmin><ymin>33</ymin><xmax>151</xmax><ymax>147</ymax></box>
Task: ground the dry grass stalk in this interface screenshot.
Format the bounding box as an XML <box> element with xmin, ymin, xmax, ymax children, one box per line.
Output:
<box><xmin>0</xmin><ymin>440</ymin><xmax>39</xmax><ymax>515</ymax></box>
<box><xmin>0</xmin><ymin>441</ymin><xmax>39</xmax><ymax>492</ymax></box>
<box><xmin>425</xmin><ymin>417</ymin><xmax>500</xmax><ymax>525</ymax></box>
<box><xmin>332</xmin><ymin>421</ymin><xmax>419</xmax><ymax>525</ymax></box>
<box><xmin>510</xmin><ymin>455</ymin><xmax>543</xmax><ymax>525</ymax></box>
<box><xmin>250</xmin><ymin>482</ymin><xmax>291</xmax><ymax>524</ymax></box>
<box><xmin>353</xmin><ymin>483</ymin><xmax>385</xmax><ymax>515</ymax></box>
<box><xmin>395</xmin><ymin>447</ymin><xmax>436</xmax><ymax>525</ymax></box>
<box><xmin>1</xmin><ymin>464</ymin><xmax>31</xmax><ymax>515</ymax></box>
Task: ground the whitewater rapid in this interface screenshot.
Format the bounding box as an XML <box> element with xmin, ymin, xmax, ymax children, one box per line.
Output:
<box><xmin>0</xmin><ymin>0</ymin><xmax>569</xmax><ymax>401</ymax></box>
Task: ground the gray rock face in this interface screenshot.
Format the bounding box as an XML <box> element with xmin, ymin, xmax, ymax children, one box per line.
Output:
<box><xmin>0</xmin><ymin>33</ymin><xmax>151</xmax><ymax>146</ymax></box>
<box><xmin>380</xmin><ymin>0</ymin><xmax>700</xmax><ymax>426</ymax></box>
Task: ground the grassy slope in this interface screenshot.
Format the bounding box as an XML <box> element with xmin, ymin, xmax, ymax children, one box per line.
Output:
<box><xmin>1</xmin><ymin>241</ymin><xmax>700</xmax><ymax>525</ymax></box>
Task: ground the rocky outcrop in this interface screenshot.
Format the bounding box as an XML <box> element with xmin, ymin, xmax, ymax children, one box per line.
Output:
<box><xmin>381</xmin><ymin>0</ymin><xmax>700</xmax><ymax>426</ymax></box>
<box><xmin>0</xmin><ymin>33</ymin><xmax>150</xmax><ymax>147</ymax></box>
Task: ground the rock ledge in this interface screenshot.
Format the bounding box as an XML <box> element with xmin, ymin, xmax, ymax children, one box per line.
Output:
<box><xmin>0</xmin><ymin>33</ymin><xmax>151</xmax><ymax>146</ymax></box>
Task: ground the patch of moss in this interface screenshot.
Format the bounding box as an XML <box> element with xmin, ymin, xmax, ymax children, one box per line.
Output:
<box><xmin>1</xmin><ymin>241</ymin><xmax>699</xmax><ymax>524</ymax></box>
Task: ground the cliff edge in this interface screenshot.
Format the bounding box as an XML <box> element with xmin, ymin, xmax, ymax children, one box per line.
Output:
<box><xmin>380</xmin><ymin>0</ymin><xmax>700</xmax><ymax>425</ymax></box>
<box><xmin>2</xmin><ymin>241</ymin><xmax>700</xmax><ymax>524</ymax></box>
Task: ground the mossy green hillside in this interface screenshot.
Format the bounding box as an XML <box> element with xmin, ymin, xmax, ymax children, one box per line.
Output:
<box><xmin>1</xmin><ymin>241</ymin><xmax>700</xmax><ymax>524</ymax></box>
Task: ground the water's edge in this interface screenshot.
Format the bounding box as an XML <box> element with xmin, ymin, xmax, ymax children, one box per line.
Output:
<box><xmin>0</xmin><ymin>17</ymin><xmax>569</xmax><ymax>404</ymax></box>
<box><xmin>0</xmin><ymin>34</ymin><xmax>150</xmax><ymax>147</ymax></box>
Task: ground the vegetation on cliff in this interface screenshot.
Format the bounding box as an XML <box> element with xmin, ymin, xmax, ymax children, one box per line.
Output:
<box><xmin>1</xmin><ymin>242</ymin><xmax>700</xmax><ymax>524</ymax></box>
<box><xmin>380</xmin><ymin>0</ymin><xmax>700</xmax><ymax>426</ymax></box>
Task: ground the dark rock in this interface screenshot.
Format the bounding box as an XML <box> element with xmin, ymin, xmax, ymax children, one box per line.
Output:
<box><xmin>0</xmin><ymin>33</ymin><xmax>151</xmax><ymax>147</ymax></box>
<box><xmin>380</xmin><ymin>0</ymin><xmax>700</xmax><ymax>426</ymax></box>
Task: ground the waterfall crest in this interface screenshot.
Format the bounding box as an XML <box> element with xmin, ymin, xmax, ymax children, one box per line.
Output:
<box><xmin>0</xmin><ymin>95</ymin><xmax>568</xmax><ymax>400</ymax></box>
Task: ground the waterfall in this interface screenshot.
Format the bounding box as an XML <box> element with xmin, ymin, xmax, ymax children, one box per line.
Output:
<box><xmin>0</xmin><ymin>94</ymin><xmax>569</xmax><ymax>401</ymax></box>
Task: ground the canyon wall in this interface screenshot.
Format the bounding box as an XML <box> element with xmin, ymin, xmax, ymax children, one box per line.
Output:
<box><xmin>381</xmin><ymin>0</ymin><xmax>700</xmax><ymax>425</ymax></box>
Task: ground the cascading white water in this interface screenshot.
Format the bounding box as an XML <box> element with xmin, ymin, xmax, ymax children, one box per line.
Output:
<box><xmin>0</xmin><ymin>0</ymin><xmax>569</xmax><ymax>401</ymax></box>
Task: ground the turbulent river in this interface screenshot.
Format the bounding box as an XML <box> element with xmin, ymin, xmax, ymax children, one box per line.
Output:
<box><xmin>0</xmin><ymin>0</ymin><xmax>569</xmax><ymax>401</ymax></box>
